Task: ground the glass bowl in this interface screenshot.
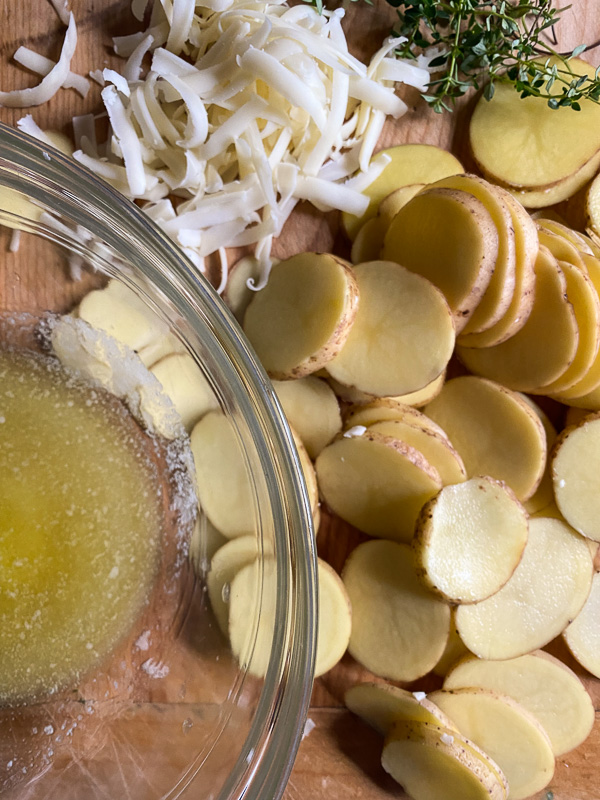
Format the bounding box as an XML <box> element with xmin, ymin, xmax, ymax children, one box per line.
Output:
<box><xmin>0</xmin><ymin>122</ymin><xmax>317</xmax><ymax>800</ymax></box>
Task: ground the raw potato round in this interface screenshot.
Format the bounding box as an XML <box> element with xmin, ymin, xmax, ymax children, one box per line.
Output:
<box><xmin>378</xmin><ymin>184</ymin><xmax>426</xmax><ymax>226</ymax></box>
<box><xmin>382</xmin><ymin>720</ymin><xmax>508</xmax><ymax>800</ymax></box>
<box><xmin>243</xmin><ymin>253</ymin><xmax>359</xmax><ymax>379</ymax></box>
<box><xmin>315</xmin><ymin>431</ymin><xmax>442</xmax><ymax>542</ymax></box>
<box><xmin>413</xmin><ymin>477</ymin><xmax>528</xmax><ymax>604</ymax></box>
<box><xmin>351</xmin><ymin>216</ymin><xmax>387</xmax><ymax>264</ymax></box>
<box><xmin>272</xmin><ymin>376</ymin><xmax>341</xmax><ymax>458</ymax></box>
<box><xmin>469</xmin><ymin>57</ymin><xmax>600</xmax><ymax>189</ymax></box>
<box><xmin>207</xmin><ymin>535</ymin><xmax>260</xmax><ymax>635</ymax></box>
<box><xmin>344</xmin><ymin>400</ymin><xmax>450</xmax><ymax>439</ymax></box>
<box><xmin>428</xmin><ymin>689</ymin><xmax>555</xmax><ymax>800</ymax></box>
<box><xmin>315</xmin><ymin>560</ymin><xmax>353</xmax><ymax>677</ymax></box>
<box><xmin>444</xmin><ymin>651</ymin><xmax>595</xmax><ymax>756</ymax></box>
<box><xmin>342</xmin><ymin>144</ymin><xmax>463</xmax><ymax>239</ymax></box>
<box><xmin>520</xmin><ymin>397</ymin><xmax>557</xmax><ymax>515</ymax></box>
<box><xmin>563</xmin><ymin>572</ymin><xmax>600</xmax><ymax>679</ymax></box>
<box><xmin>459</xmin><ymin>189</ymin><xmax>538</xmax><ymax>347</ymax></box>
<box><xmin>326</xmin><ymin>261</ymin><xmax>455</xmax><ymax>396</ymax></box>
<box><xmin>430</xmin><ymin>174</ymin><xmax>517</xmax><ymax>334</ymax></box>
<box><xmin>190</xmin><ymin>410</ymin><xmax>256</xmax><ymax>538</ymax></box>
<box><xmin>553</xmin><ymin>414</ymin><xmax>600</xmax><ymax>541</ymax></box>
<box><xmin>151</xmin><ymin>352</ymin><xmax>219</xmax><ymax>432</ymax></box>
<box><xmin>223</xmin><ymin>255</ymin><xmax>262</xmax><ymax>322</ymax></box>
<box><xmin>345</xmin><ymin>682</ymin><xmax>457</xmax><ymax>737</ymax></box>
<box><xmin>381</xmin><ymin>187</ymin><xmax>498</xmax><ymax>331</ymax></box>
<box><xmin>457</xmin><ymin>247</ymin><xmax>578</xmax><ymax>393</ymax></box>
<box><xmin>537</xmin><ymin>228</ymin><xmax>586</xmax><ymax>271</ymax></box>
<box><xmin>369</xmin><ymin>418</ymin><xmax>466</xmax><ymax>486</ymax></box>
<box><xmin>342</xmin><ymin>540</ymin><xmax>450</xmax><ymax>682</ymax></box>
<box><xmin>425</xmin><ymin>376</ymin><xmax>547</xmax><ymax>501</ymax></box>
<box><xmin>456</xmin><ymin>517</ymin><xmax>594</xmax><ymax>660</ymax></box>
<box><xmin>290</xmin><ymin>427</ymin><xmax>320</xmax><ymax>530</ymax></box>
<box><xmin>433</xmin><ymin>609</ymin><xmax>470</xmax><ymax>678</ymax></box>
<box><xmin>507</xmin><ymin>148</ymin><xmax>600</xmax><ymax>208</ymax></box>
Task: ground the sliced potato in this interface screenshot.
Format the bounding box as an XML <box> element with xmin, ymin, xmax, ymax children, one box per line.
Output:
<box><xmin>536</xmin><ymin>218</ymin><xmax>595</xmax><ymax>256</ymax></box>
<box><xmin>457</xmin><ymin>247</ymin><xmax>578</xmax><ymax>393</ymax></box>
<box><xmin>430</xmin><ymin>174</ymin><xmax>517</xmax><ymax>334</ymax></box>
<box><xmin>459</xmin><ymin>190</ymin><xmax>538</xmax><ymax>347</ymax></box>
<box><xmin>342</xmin><ymin>144</ymin><xmax>463</xmax><ymax>239</ymax></box>
<box><xmin>151</xmin><ymin>352</ymin><xmax>219</xmax><ymax>432</ymax></box>
<box><xmin>520</xmin><ymin>397</ymin><xmax>556</xmax><ymax>515</ymax></box>
<box><xmin>585</xmin><ymin>170</ymin><xmax>600</xmax><ymax>239</ymax></box>
<box><xmin>315</xmin><ymin>430</ymin><xmax>442</xmax><ymax>542</ymax></box>
<box><xmin>326</xmin><ymin>261</ymin><xmax>455</xmax><ymax>396</ymax></box>
<box><xmin>290</xmin><ymin>426</ymin><xmax>320</xmax><ymax>530</ymax></box>
<box><xmin>191</xmin><ymin>410</ymin><xmax>255</xmax><ymax>538</ymax></box>
<box><xmin>243</xmin><ymin>253</ymin><xmax>359</xmax><ymax>379</ymax></box>
<box><xmin>507</xmin><ymin>148</ymin><xmax>600</xmax><ymax>208</ymax></box>
<box><xmin>207</xmin><ymin>535</ymin><xmax>260</xmax><ymax>635</ymax></box>
<box><xmin>272</xmin><ymin>376</ymin><xmax>341</xmax><ymax>459</ymax></box>
<box><xmin>428</xmin><ymin>688</ymin><xmax>554</xmax><ymax>800</ymax></box>
<box><xmin>469</xmin><ymin>56</ymin><xmax>600</xmax><ymax>189</ymax></box>
<box><xmin>433</xmin><ymin>609</ymin><xmax>470</xmax><ymax>678</ymax></box>
<box><xmin>413</xmin><ymin>477</ymin><xmax>528</xmax><ymax>604</ymax></box>
<box><xmin>537</xmin><ymin>228</ymin><xmax>586</xmax><ymax>271</ymax></box>
<box><xmin>342</xmin><ymin>540</ymin><xmax>450</xmax><ymax>681</ymax></box>
<box><xmin>392</xmin><ymin>371</ymin><xmax>447</xmax><ymax>406</ymax></box>
<box><xmin>382</xmin><ymin>720</ymin><xmax>508</xmax><ymax>800</ymax></box>
<box><xmin>563</xmin><ymin>571</ymin><xmax>600</xmax><ymax>679</ymax></box>
<box><xmin>382</xmin><ymin>187</ymin><xmax>498</xmax><ymax>331</ymax></box>
<box><xmin>378</xmin><ymin>183</ymin><xmax>426</xmax><ymax>226</ymax></box>
<box><xmin>315</xmin><ymin>560</ymin><xmax>353</xmax><ymax>676</ymax></box>
<box><xmin>223</xmin><ymin>255</ymin><xmax>263</xmax><ymax>322</ymax></box>
<box><xmin>344</xmin><ymin>398</ymin><xmax>450</xmax><ymax>438</ymax></box>
<box><xmin>0</xmin><ymin>185</ymin><xmax>43</xmax><ymax>226</ymax></box>
<box><xmin>345</xmin><ymin>682</ymin><xmax>457</xmax><ymax>736</ymax></box>
<box><xmin>456</xmin><ymin>516</ymin><xmax>594</xmax><ymax>660</ymax></box>
<box><xmin>351</xmin><ymin>216</ymin><xmax>387</xmax><ymax>264</ymax></box>
<box><xmin>552</xmin><ymin>413</ymin><xmax>600</xmax><ymax>541</ymax></box>
<box><xmin>326</xmin><ymin>376</ymin><xmax>375</xmax><ymax>404</ymax></box>
<box><xmin>425</xmin><ymin>376</ymin><xmax>547</xmax><ymax>501</ymax></box>
<box><xmin>137</xmin><ymin>331</ymin><xmax>185</xmax><ymax>368</ymax></box>
<box><xmin>444</xmin><ymin>651</ymin><xmax>595</xmax><ymax>756</ymax></box>
<box><xmin>78</xmin><ymin>278</ymin><xmax>169</xmax><ymax>353</ymax></box>
<box><xmin>368</xmin><ymin>418</ymin><xmax>466</xmax><ymax>486</ymax></box>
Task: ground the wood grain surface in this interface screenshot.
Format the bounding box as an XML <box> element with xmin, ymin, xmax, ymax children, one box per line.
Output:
<box><xmin>1</xmin><ymin>2</ymin><xmax>600</xmax><ymax>800</ymax></box>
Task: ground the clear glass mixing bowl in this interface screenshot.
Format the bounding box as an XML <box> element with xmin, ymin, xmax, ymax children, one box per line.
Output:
<box><xmin>0</xmin><ymin>122</ymin><xmax>317</xmax><ymax>800</ymax></box>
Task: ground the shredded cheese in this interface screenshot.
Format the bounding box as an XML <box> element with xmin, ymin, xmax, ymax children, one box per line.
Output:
<box><xmin>13</xmin><ymin>46</ymin><xmax>90</xmax><ymax>98</ymax></box>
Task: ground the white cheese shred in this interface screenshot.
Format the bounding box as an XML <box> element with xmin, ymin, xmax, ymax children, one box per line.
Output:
<box><xmin>0</xmin><ymin>13</ymin><xmax>77</xmax><ymax>108</ymax></box>
<box><xmin>48</xmin><ymin>0</ymin><xmax>71</xmax><ymax>25</ymax></box>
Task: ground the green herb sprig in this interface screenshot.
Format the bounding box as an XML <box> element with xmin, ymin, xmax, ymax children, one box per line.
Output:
<box><xmin>389</xmin><ymin>1</ymin><xmax>600</xmax><ymax>113</ymax></box>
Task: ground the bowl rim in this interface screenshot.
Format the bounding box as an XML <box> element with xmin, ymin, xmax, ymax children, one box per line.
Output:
<box><xmin>0</xmin><ymin>122</ymin><xmax>318</xmax><ymax>800</ymax></box>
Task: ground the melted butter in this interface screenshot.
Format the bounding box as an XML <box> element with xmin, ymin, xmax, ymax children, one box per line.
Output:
<box><xmin>0</xmin><ymin>348</ymin><xmax>162</xmax><ymax>704</ymax></box>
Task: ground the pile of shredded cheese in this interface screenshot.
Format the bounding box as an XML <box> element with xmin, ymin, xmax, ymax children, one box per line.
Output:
<box><xmin>1</xmin><ymin>0</ymin><xmax>432</xmax><ymax>288</ymax></box>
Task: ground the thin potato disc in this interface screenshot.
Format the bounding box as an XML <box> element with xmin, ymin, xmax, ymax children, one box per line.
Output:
<box><xmin>563</xmin><ymin>572</ymin><xmax>600</xmax><ymax>679</ymax></box>
<box><xmin>326</xmin><ymin>260</ymin><xmax>455</xmax><ymax>396</ymax></box>
<box><xmin>315</xmin><ymin>560</ymin><xmax>352</xmax><ymax>677</ymax></box>
<box><xmin>456</xmin><ymin>517</ymin><xmax>594</xmax><ymax>660</ymax></box>
<box><xmin>207</xmin><ymin>535</ymin><xmax>260</xmax><ymax>635</ymax></box>
<box><xmin>316</xmin><ymin>430</ymin><xmax>442</xmax><ymax>542</ymax></box>
<box><xmin>243</xmin><ymin>253</ymin><xmax>359</xmax><ymax>379</ymax></box>
<box><xmin>273</xmin><ymin>376</ymin><xmax>341</xmax><ymax>459</ymax></box>
<box><xmin>342</xmin><ymin>540</ymin><xmax>450</xmax><ymax>682</ymax></box>
<box><xmin>382</xmin><ymin>720</ymin><xmax>508</xmax><ymax>800</ymax></box>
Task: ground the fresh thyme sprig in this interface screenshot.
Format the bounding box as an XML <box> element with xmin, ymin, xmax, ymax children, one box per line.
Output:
<box><xmin>390</xmin><ymin>0</ymin><xmax>600</xmax><ymax>112</ymax></box>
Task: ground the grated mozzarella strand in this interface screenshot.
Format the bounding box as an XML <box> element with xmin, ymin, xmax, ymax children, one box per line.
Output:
<box><xmin>48</xmin><ymin>0</ymin><xmax>70</xmax><ymax>25</ymax></box>
<box><xmin>13</xmin><ymin>46</ymin><xmax>90</xmax><ymax>98</ymax></box>
<box><xmin>101</xmin><ymin>84</ymin><xmax>147</xmax><ymax>195</ymax></box>
<box><xmin>0</xmin><ymin>13</ymin><xmax>77</xmax><ymax>108</ymax></box>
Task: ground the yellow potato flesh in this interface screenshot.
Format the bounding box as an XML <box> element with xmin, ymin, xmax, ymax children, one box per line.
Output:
<box><xmin>229</xmin><ymin>558</ymin><xmax>277</xmax><ymax>678</ymax></box>
<box><xmin>369</xmin><ymin>418</ymin><xmax>466</xmax><ymax>486</ymax></box>
<box><xmin>553</xmin><ymin>415</ymin><xmax>600</xmax><ymax>541</ymax></box>
<box><xmin>507</xmin><ymin>148</ymin><xmax>600</xmax><ymax>208</ymax></box>
<box><xmin>382</xmin><ymin>720</ymin><xmax>508</xmax><ymax>800</ymax></box>
<box><xmin>457</xmin><ymin>247</ymin><xmax>578</xmax><ymax>392</ymax></box>
<box><xmin>563</xmin><ymin>572</ymin><xmax>600</xmax><ymax>679</ymax></box>
<box><xmin>470</xmin><ymin>57</ymin><xmax>600</xmax><ymax>189</ymax></box>
<box><xmin>586</xmin><ymin>171</ymin><xmax>600</xmax><ymax>238</ymax></box>
<box><xmin>326</xmin><ymin>261</ymin><xmax>455</xmax><ymax>397</ymax></box>
<box><xmin>207</xmin><ymin>535</ymin><xmax>259</xmax><ymax>635</ymax></box>
<box><xmin>392</xmin><ymin>371</ymin><xmax>446</xmax><ymax>406</ymax></box>
<box><xmin>351</xmin><ymin>216</ymin><xmax>387</xmax><ymax>264</ymax></box>
<box><xmin>430</xmin><ymin>175</ymin><xmax>517</xmax><ymax>334</ymax></box>
<box><xmin>456</xmin><ymin>517</ymin><xmax>594</xmax><ymax>660</ymax></box>
<box><xmin>342</xmin><ymin>144</ymin><xmax>463</xmax><ymax>239</ymax></box>
<box><xmin>345</xmin><ymin>682</ymin><xmax>457</xmax><ymax>737</ymax></box>
<box><xmin>315</xmin><ymin>431</ymin><xmax>442</xmax><ymax>542</ymax></box>
<box><xmin>151</xmin><ymin>352</ymin><xmax>219</xmax><ymax>432</ymax></box>
<box><xmin>444</xmin><ymin>651</ymin><xmax>595</xmax><ymax>756</ymax></box>
<box><xmin>378</xmin><ymin>183</ymin><xmax>426</xmax><ymax>226</ymax></box>
<box><xmin>314</xmin><ymin>560</ymin><xmax>352</xmax><ymax>677</ymax></box>
<box><xmin>433</xmin><ymin>610</ymin><xmax>470</xmax><ymax>677</ymax></box>
<box><xmin>413</xmin><ymin>477</ymin><xmax>528</xmax><ymax>604</ymax></box>
<box><xmin>382</xmin><ymin>188</ymin><xmax>498</xmax><ymax>330</ymax></box>
<box><xmin>429</xmin><ymin>689</ymin><xmax>554</xmax><ymax>800</ymax></box>
<box><xmin>344</xmin><ymin>399</ymin><xmax>450</xmax><ymax>439</ymax></box>
<box><xmin>273</xmin><ymin>376</ymin><xmax>341</xmax><ymax>459</ymax></box>
<box><xmin>243</xmin><ymin>253</ymin><xmax>358</xmax><ymax>379</ymax></box>
<box><xmin>425</xmin><ymin>376</ymin><xmax>547</xmax><ymax>501</ymax></box>
<box><xmin>537</xmin><ymin>229</ymin><xmax>586</xmax><ymax>271</ymax></box>
<box><xmin>342</xmin><ymin>540</ymin><xmax>450</xmax><ymax>681</ymax></box>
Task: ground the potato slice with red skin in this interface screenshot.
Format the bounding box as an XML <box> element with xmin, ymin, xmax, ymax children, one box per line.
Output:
<box><xmin>342</xmin><ymin>540</ymin><xmax>450</xmax><ymax>682</ymax></box>
<box><xmin>243</xmin><ymin>253</ymin><xmax>359</xmax><ymax>379</ymax></box>
<box><xmin>428</xmin><ymin>688</ymin><xmax>554</xmax><ymax>800</ymax></box>
<box><xmin>315</xmin><ymin>430</ymin><xmax>442</xmax><ymax>542</ymax></box>
<box><xmin>563</xmin><ymin>571</ymin><xmax>600</xmax><ymax>679</ymax></box>
<box><xmin>326</xmin><ymin>261</ymin><xmax>455</xmax><ymax>397</ymax></box>
<box><xmin>429</xmin><ymin>174</ymin><xmax>517</xmax><ymax>334</ymax></box>
<box><xmin>382</xmin><ymin>719</ymin><xmax>508</xmax><ymax>800</ymax></box>
<box><xmin>382</xmin><ymin>187</ymin><xmax>498</xmax><ymax>332</ymax></box>
<box><xmin>459</xmin><ymin>189</ymin><xmax>537</xmax><ymax>347</ymax></box>
<box><xmin>413</xmin><ymin>477</ymin><xmax>528</xmax><ymax>604</ymax></box>
<box><xmin>425</xmin><ymin>376</ymin><xmax>547</xmax><ymax>501</ymax></box>
<box><xmin>444</xmin><ymin>651</ymin><xmax>595</xmax><ymax>756</ymax></box>
<box><xmin>455</xmin><ymin>517</ymin><xmax>594</xmax><ymax>660</ymax></box>
<box><xmin>457</xmin><ymin>247</ymin><xmax>578</xmax><ymax>393</ymax></box>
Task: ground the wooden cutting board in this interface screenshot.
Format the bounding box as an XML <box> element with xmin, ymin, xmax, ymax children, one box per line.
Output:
<box><xmin>1</xmin><ymin>2</ymin><xmax>599</xmax><ymax>799</ymax></box>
